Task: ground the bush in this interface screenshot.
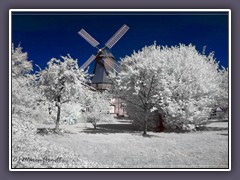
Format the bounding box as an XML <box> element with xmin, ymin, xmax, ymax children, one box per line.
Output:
<box><xmin>84</xmin><ymin>91</ymin><xmax>111</xmax><ymax>129</ymax></box>
<box><xmin>60</xmin><ymin>102</ymin><xmax>86</xmax><ymax>125</ymax></box>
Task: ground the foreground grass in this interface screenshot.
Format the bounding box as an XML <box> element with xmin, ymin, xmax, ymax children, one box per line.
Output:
<box><xmin>12</xmin><ymin>116</ymin><xmax>107</xmax><ymax>168</ymax></box>
<box><xmin>39</xmin><ymin>120</ymin><xmax>229</xmax><ymax>168</ymax></box>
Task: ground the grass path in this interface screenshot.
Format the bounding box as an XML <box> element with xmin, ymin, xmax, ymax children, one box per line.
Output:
<box><xmin>40</xmin><ymin>121</ymin><xmax>229</xmax><ymax>168</ymax></box>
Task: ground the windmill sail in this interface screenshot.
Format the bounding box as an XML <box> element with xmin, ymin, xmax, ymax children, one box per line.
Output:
<box><xmin>78</xmin><ymin>29</ymin><xmax>100</xmax><ymax>47</ymax></box>
<box><xmin>105</xmin><ymin>24</ymin><xmax>129</xmax><ymax>49</ymax></box>
<box><xmin>80</xmin><ymin>54</ymin><xmax>96</xmax><ymax>69</ymax></box>
<box><xmin>103</xmin><ymin>57</ymin><xmax>121</xmax><ymax>74</ymax></box>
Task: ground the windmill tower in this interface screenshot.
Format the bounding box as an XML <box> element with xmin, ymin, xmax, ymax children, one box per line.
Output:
<box><xmin>78</xmin><ymin>24</ymin><xmax>129</xmax><ymax>91</ymax></box>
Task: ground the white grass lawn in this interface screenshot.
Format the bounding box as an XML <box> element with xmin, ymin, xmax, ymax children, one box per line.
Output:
<box><xmin>36</xmin><ymin>120</ymin><xmax>229</xmax><ymax>169</ymax></box>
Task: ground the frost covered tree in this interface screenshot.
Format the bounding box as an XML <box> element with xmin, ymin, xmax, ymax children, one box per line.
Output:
<box><xmin>111</xmin><ymin>43</ymin><xmax>225</xmax><ymax>133</ymax></box>
<box><xmin>12</xmin><ymin>44</ymin><xmax>33</xmax><ymax>78</ymax></box>
<box><xmin>12</xmin><ymin>44</ymin><xmax>39</xmax><ymax>116</ymax></box>
<box><xmin>215</xmin><ymin>68</ymin><xmax>229</xmax><ymax>119</ymax></box>
<box><xmin>37</xmin><ymin>55</ymin><xmax>90</xmax><ymax>131</ymax></box>
<box><xmin>110</xmin><ymin>44</ymin><xmax>163</xmax><ymax>135</ymax></box>
<box><xmin>60</xmin><ymin>102</ymin><xmax>87</xmax><ymax>125</ymax></box>
<box><xmin>85</xmin><ymin>91</ymin><xmax>111</xmax><ymax>129</ymax></box>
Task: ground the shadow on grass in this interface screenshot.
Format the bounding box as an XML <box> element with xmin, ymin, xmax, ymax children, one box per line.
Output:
<box><xmin>82</xmin><ymin>121</ymin><xmax>228</xmax><ymax>135</ymax></box>
<box><xmin>209</xmin><ymin>119</ymin><xmax>228</xmax><ymax>123</ymax></box>
<box><xmin>196</xmin><ymin>126</ymin><xmax>228</xmax><ymax>132</ymax></box>
<box><xmin>82</xmin><ymin>125</ymin><xmax>164</xmax><ymax>138</ymax></box>
<box><xmin>82</xmin><ymin>123</ymin><xmax>141</xmax><ymax>134</ymax></box>
<box><xmin>163</xmin><ymin>129</ymin><xmax>191</xmax><ymax>134</ymax></box>
<box><xmin>218</xmin><ymin>133</ymin><xmax>228</xmax><ymax>136</ymax></box>
<box><xmin>141</xmin><ymin>134</ymin><xmax>162</xmax><ymax>138</ymax></box>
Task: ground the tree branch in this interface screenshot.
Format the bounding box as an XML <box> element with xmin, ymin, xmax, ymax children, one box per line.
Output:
<box><xmin>138</xmin><ymin>93</ymin><xmax>146</xmax><ymax>108</ymax></box>
<box><xmin>120</xmin><ymin>96</ymin><xmax>145</xmax><ymax>110</ymax></box>
<box><xmin>61</xmin><ymin>99</ymin><xmax>70</xmax><ymax>104</ymax></box>
<box><xmin>146</xmin><ymin>75</ymin><xmax>155</xmax><ymax>101</ymax></box>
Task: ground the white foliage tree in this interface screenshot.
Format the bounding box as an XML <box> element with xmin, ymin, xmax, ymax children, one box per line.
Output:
<box><xmin>215</xmin><ymin>68</ymin><xmax>229</xmax><ymax>119</ymax></box>
<box><xmin>60</xmin><ymin>102</ymin><xmax>86</xmax><ymax>125</ymax></box>
<box><xmin>12</xmin><ymin>44</ymin><xmax>39</xmax><ymax>116</ymax></box>
<box><xmin>37</xmin><ymin>55</ymin><xmax>90</xmax><ymax>131</ymax></box>
<box><xmin>111</xmin><ymin>43</ymin><xmax>225</xmax><ymax>133</ymax></box>
<box><xmin>11</xmin><ymin>45</ymin><xmax>104</xmax><ymax>168</ymax></box>
<box><xmin>85</xmin><ymin>91</ymin><xmax>111</xmax><ymax>129</ymax></box>
<box><xmin>12</xmin><ymin>44</ymin><xmax>32</xmax><ymax>78</ymax></box>
<box><xmin>156</xmin><ymin>45</ymin><xmax>222</xmax><ymax>130</ymax></box>
<box><xmin>111</xmin><ymin>43</ymin><xmax>163</xmax><ymax>135</ymax></box>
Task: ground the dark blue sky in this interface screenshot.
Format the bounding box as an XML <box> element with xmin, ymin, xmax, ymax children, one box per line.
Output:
<box><xmin>12</xmin><ymin>11</ymin><xmax>229</xmax><ymax>73</ymax></box>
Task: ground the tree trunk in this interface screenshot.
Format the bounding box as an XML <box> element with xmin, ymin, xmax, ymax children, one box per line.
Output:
<box><xmin>93</xmin><ymin>123</ymin><xmax>97</xmax><ymax>129</ymax></box>
<box><xmin>143</xmin><ymin>110</ymin><xmax>148</xmax><ymax>136</ymax></box>
<box><xmin>55</xmin><ymin>103</ymin><xmax>61</xmax><ymax>132</ymax></box>
<box><xmin>158</xmin><ymin>113</ymin><xmax>165</xmax><ymax>132</ymax></box>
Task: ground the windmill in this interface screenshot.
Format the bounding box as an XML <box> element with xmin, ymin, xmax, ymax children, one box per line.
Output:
<box><xmin>78</xmin><ymin>24</ymin><xmax>129</xmax><ymax>90</ymax></box>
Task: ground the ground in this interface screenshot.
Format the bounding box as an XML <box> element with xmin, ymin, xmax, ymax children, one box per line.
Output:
<box><xmin>35</xmin><ymin>118</ymin><xmax>229</xmax><ymax>169</ymax></box>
